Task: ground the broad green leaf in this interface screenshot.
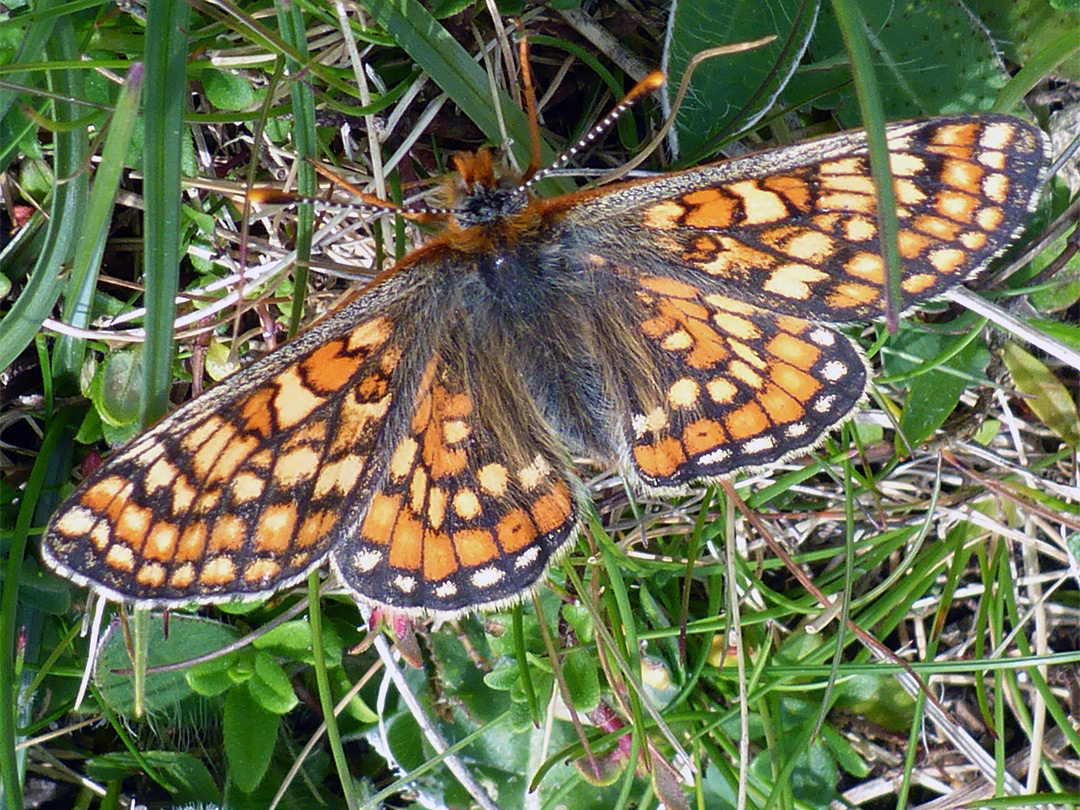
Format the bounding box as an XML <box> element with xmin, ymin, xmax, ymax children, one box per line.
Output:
<box><xmin>91</xmin><ymin>346</ymin><xmax>143</xmax><ymax>427</ymax></box>
<box><xmin>897</xmin><ymin>333</ymin><xmax>988</xmax><ymax>448</ymax></box>
<box><xmin>562</xmin><ymin>648</ymin><xmax>600</xmax><ymax>712</ymax></box>
<box><xmin>973</xmin><ymin>0</ymin><xmax>1080</xmax><ymax>83</ymax></box>
<box><xmin>665</xmin><ymin>0</ymin><xmax>819</xmax><ymax>161</ymax></box>
<box><xmin>95</xmin><ymin>614</ymin><xmax>241</xmax><ymax>718</ymax></box>
<box><xmin>224</xmin><ymin>683</ymin><xmax>278</xmax><ymax>792</ymax></box>
<box><xmin>187</xmin><ymin>660</ymin><xmax>236</xmax><ymax>698</ymax></box>
<box><xmin>253</xmin><ymin>617</ymin><xmax>342</xmax><ymax>668</ymax></box>
<box><xmin>799</xmin><ymin>0</ymin><xmax>1010</xmax><ymax>126</ymax></box>
<box><xmin>86</xmin><ymin>751</ymin><xmax>219</xmax><ymax>802</ymax></box>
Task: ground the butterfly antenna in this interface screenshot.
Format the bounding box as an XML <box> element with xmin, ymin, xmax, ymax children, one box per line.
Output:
<box><xmin>519</xmin><ymin>71</ymin><xmax>666</xmax><ymax>194</ymax></box>
<box><xmin>518</xmin><ymin>36</ymin><xmax>543</xmax><ymax>183</ymax></box>
<box><xmin>247</xmin><ymin>160</ymin><xmax>444</xmax><ymax>224</ymax></box>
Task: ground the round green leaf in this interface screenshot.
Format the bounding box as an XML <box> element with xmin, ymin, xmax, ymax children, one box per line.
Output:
<box><xmin>201</xmin><ymin>68</ymin><xmax>257</xmax><ymax>111</ymax></box>
<box><xmin>562</xmin><ymin>648</ymin><xmax>600</xmax><ymax>712</ymax></box>
<box><xmin>249</xmin><ymin>651</ymin><xmax>299</xmax><ymax>715</ymax></box>
<box><xmin>95</xmin><ymin>614</ymin><xmax>241</xmax><ymax>719</ymax></box>
<box><xmin>91</xmin><ymin>346</ymin><xmax>143</xmax><ymax>427</ymax></box>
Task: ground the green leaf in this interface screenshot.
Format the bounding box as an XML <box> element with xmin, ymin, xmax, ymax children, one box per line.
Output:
<box><xmin>253</xmin><ymin>617</ymin><xmax>342</xmax><ymax>668</ymax></box>
<box><xmin>483</xmin><ymin>663</ymin><xmax>521</xmax><ymax>692</ymax></box>
<box><xmin>666</xmin><ymin>0</ymin><xmax>819</xmax><ymax>161</ymax></box>
<box><xmin>74</xmin><ymin>406</ymin><xmax>104</xmax><ymax>444</ymax></box>
<box><xmin>201</xmin><ymin>68</ymin><xmax>258</xmax><ymax>111</ymax></box>
<box><xmin>248</xmin><ymin>651</ymin><xmax>299</xmax><ymax>715</ymax></box>
<box><xmin>562</xmin><ymin>648</ymin><xmax>600</xmax><ymax>712</ymax></box>
<box><xmin>205</xmin><ymin>338</ymin><xmax>241</xmax><ymax>382</ymax></box>
<box><xmin>805</xmin><ymin>0</ymin><xmax>1011</xmax><ymax>127</ymax></box>
<box><xmin>972</xmin><ymin>0</ymin><xmax>1080</xmax><ymax>83</ymax></box>
<box><xmin>86</xmin><ymin>750</ymin><xmax>219</xmax><ymax>802</ymax></box>
<box><xmin>561</xmin><ymin>603</ymin><xmax>595</xmax><ymax>645</ymax></box>
<box><xmin>17</xmin><ymin>157</ymin><xmax>52</xmax><ymax>200</ymax></box>
<box><xmin>1001</xmin><ymin>342</ymin><xmax>1080</xmax><ymax>447</ymax></box>
<box><xmin>224</xmin><ymin>683</ymin><xmax>278</xmax><ymax>793</ymax></box>
<box><xmin>229</xmin><ymin>647</ymin><xmax>257</xmax><ymax>684</ymax></box>
<box><xmin>333</xmin><ymin>668</ymin><xmax>379</xmax><ymax>723</ymax></box>
<box><xmin>95</xmin><ymin>614</ymin><xmax>241</xmax><ymax>719</ymax></box>
<box><xmin>1016</xmin><ymin>218</ymin><xmax>1080</xmax><ymax>313</ymax></box>
<box><xmin>899</xmin><ymin>337</ymin><xmax>988</xmax><ymax>448</ymax></box>
<box><xmin>91</xmin><ymin>346</ymin><xmax>143</xmax><ymax>427</ymax></box>
<box><xmin>187</xmin><ymin>653</ymin><xmax>238</xmax><ymax>697</ymax></box>
<box><xmin>820</xmin><ymin>725</ymin><xmax>871</xmax><ymax>777</ymax></box>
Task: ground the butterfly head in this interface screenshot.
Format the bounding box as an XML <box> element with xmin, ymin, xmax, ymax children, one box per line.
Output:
<box><xmin>445</xmin><ymin>150</ymin><xmax>530</xmax><ymax>228</ymax></box>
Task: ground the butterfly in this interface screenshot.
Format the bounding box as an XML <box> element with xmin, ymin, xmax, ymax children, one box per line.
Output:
<box><xmin>41</xmin><ymin>79</ymin><xmax>1049</xmax><ymax>616</ymax></box>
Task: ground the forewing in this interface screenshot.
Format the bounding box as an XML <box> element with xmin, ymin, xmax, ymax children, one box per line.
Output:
<box><xmin>608</xmin><ymin>274</ymin><xmax>869</xmax><ymax>491</ymax></box>
<box><xmin>43</xmin><ymin>292</ymin><xmax>425</xmax><ymax>606</ymax></box>
<box><xmin>331</xmin><ymin>335</ymin><xmax>580</xmax><ymax>616</ymax></box>
<box><xmin>567</xmin><ymin>115</ymin><xmax>1048</xmax><ymax>321</ymax></box>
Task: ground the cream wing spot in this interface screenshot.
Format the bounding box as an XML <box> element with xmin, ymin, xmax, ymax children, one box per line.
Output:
<box><xmin>513</xmin><ymin>546</ymin><xmax>541</xmax><ymax>570</ymax></box>
<box><xmin>822</xmin><ymin>361</ymin><xmax>849</xmax><ymax>382</ymax></box>
<box><xmin>699</xmin><ymin>447</ymin><xmax>732</xmax><ymax>466</ymax></box>
<box><xmin>632</xmin><ymin>406</ymin><xmax>669</xmax><ymax>438</ymax></box>
<box><xmin>428</xmin><ymin>487</ymin><xmax>448</xmax><ymax>530</ymax></box>
<box><xmin>742</xmin><ymin>436</ymin><xmax>777</xmax><ymax>454</ymax></box>
<box><xmin>707</xmin><ymin>379</ymin><xmax>738</xmax><ymax>404</ymax></box>
<box><xmin>668</xmin><ymin>378</ymin><xmax>700</xmax><ymax>408</ymax></box>
<box><xmin>435</xmin><ymin>582</ymin><xmax>458</xmax><ymax>598</ymax></box>
<box><xmin>980</xmin><ymin>121</ymin><xmax>1014</xmax><ymax>150</ymax></box>
<box><xmin>662</xmin><ymin>330</ymin><xmax>694</xmax><ymax>351</ymax></box>
<box><xmin>54</xmin><ymin>506</ymin><xmax>97</xmax><ymax>538</ymax></box>
<box><xmin>443</xmin><ymin>419</ymin><xmax>470</xmax><ymax>444</ymax></box>
<box><xmin>389</xmin><ymin>437</ymin><xmax>418</xmax><ymax>480</ymax></box>
<box><xmin>105</xmin><ymin>544</ymin><xmax>134</xmax><ymax>573</ymax></box>
<box><xmin>453</xmin><ymin>490</ymin><xmax>482</xmax><ymax>520</ymax></box>
<box><xmin>814</xmin><ymin>395</ymin><xmax>839</xmax><ymax>414</ymax></box>
<box><xmin>478</xmin><ymin>463</ymin><xmax>509</xmax><ymax>497</ymax></box>
<box><xmin>273</xmin><ymin>367</ymin><xmax>326</xmax><ymax>428</ymax></box>
<box><xmin>472</xmin><ymin>566</ymin><xmax>507</xmax><ymax>587</ymax></box>
<box><xmin>518</xmin><ymin>455</ymin><xmax>552</xmax><ymax>491</ymax></box>
<box><xmin>982</xmin><ymin>173</ymin><xmax>1009</xmax><ymax>203</ymax></box>
<box><xmin>352</xmin><ymin>549</ymin><xmax>382</xmax><ymax>572</ymax></box>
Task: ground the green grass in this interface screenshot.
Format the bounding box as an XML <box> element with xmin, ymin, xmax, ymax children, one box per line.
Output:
<box><xmin>2</xmin><ymin>0</ymin><xmax>1079</xmax><ymax>808</ymax></box>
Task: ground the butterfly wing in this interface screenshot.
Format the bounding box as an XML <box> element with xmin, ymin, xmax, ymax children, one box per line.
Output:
<box><xmin>596</xmin><ymin>272</ymin><xmax>869</xmax><ymax>491</ymax></box>
<box><xmin>44</xmin><ymin>247</ymin><xmax>581</xmax><ymax>614</ymax></box>
<box><xmin>42</xmin><ymin>259</ymin><xmax>451</xmax><ymax>606</ymax></box>
<box><xmin>558</xmin><ymin>115</ymin><xmax>1049</xmax><ymax>322</ymax></box>
<box><xmin>541</xmin><ymin>115</ymin><xmax>1046</xmax><ymax>489</ymax></box>
<box><xmin>331</xmin><ymin>322</ymin><xmax>581</xmax><ymax>615</ymax></box>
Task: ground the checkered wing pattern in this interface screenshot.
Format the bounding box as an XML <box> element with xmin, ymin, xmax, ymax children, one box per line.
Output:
<box><xmin>42</xmin><ymin>298</ymin><xmax>417</xmax><ymax>605</ymax></box>
<box><xmin>331</xmin><ymin>345</ymin><xmax>579</xmax><ymax>613</ymax></box>
<box><xmin>567</xmin><ymin>116</ymin><xmax>1048</xmax><ymax>321</ymax></box>
<box><xmin>612</xmin><ymin>275</ymin><xmax>868</xmax><ymax>490</ymax></box>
